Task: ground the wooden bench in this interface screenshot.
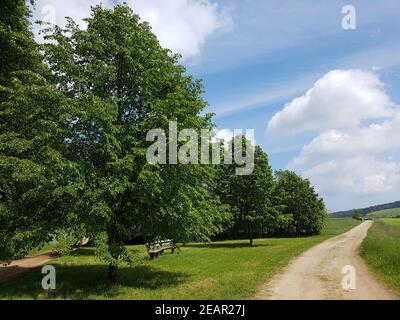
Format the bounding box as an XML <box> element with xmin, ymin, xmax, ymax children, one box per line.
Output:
<box><xmin>146</xmin><ymin>239</ymin><xmax>175</xmax><ymax>260</ymax></box>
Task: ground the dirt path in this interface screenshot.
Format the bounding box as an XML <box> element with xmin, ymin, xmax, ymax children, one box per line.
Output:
<box><xmin>0</xmin><ymin>252</ymin><xmax>58</xmax><ymax>283</ymax></box>
<box><xmin>255</xmin><ymin>221</ymin><xmax>397</xmax><ymax>300</ymax></box>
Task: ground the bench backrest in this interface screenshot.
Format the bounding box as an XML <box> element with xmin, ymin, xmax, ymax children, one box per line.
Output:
<box><xmin>146</xmin><ymin>239</ymin><xmax>174</xmax><ymax>251</ymax></box>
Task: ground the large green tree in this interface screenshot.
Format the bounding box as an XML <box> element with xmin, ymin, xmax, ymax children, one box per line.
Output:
<box><xmin>0</xmin><ymin>0</ymin><xmax>77</xmax><ymax>261</ymax></box>
<box><xmin>0</xmin><ymin>71</ymin><xmax>80</xmax><ymax>261</ymax></box>
<box><xmin>39</xmin><ymin>4</ymin><xmax>229</xmax><ymax>281</ymax></box>
<box><xmin>272</xmin><ymin>170</ymin><xmax>327</xmax><ymax>235</ymax></box>
<box><xmin>217</xmin><ymin>138</ymin><xmax>276</xmax><ymax>246</ymax></box>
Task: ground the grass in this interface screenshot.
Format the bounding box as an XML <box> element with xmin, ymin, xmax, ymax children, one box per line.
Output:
<box><xmin>380</xmin><ymin>218</ymin><xmax>400</xmax><ymax>227</ymax></box>
<box><xmin>366</xmin><ymin>208</ymin><xmax>400</xmax><ymax>219</ymax></box>
<box><xmin>0</xmin><ymin>218</ymin><xmax>359</xmax><ymax>300</ymax></box>
<box><xmin>28</xmin><ymin>243</ymin><xmax>58</xmax><ymax>256</ymax></box>
<box><xmin>360</xmin><ymin>218</ymin><xmax>400</xmax><ymax>295</ymax></box>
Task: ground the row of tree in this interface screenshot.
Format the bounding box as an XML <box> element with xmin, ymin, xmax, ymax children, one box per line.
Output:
<box><xmin>0</xmin><ymin>2</ymin><xmax>326</xmax><ymax>281</ymax></box>
<box><xmin>215</xmin><ymin>141</ymin><xmax>327</xmax><ymax>246</ymax></box>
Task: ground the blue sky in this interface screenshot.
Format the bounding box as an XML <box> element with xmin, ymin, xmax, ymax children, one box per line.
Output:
<box><xmin>31</xmin><ymin>0</ymin><xmax>400</xmax><ymax>211</ymax></box>
<box><xmin>185</xmin><ymin>0</ymin><xmax>400</xmax><ymax>211</ymax></box>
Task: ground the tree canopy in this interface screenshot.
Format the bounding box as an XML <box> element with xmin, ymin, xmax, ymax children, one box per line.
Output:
<box><xmin>272</xmin><ymin>170</ymin><xmax>327</xmax><ymax>236</ymax></box>
<box><xmin>0</xmin><ymin>0</ymin><xmax>43</xmax><ymax>86</ymax></box>
<box><xmin>0</xmin><ymin>0</ymin><xmax>72</xmax><ymax>261</ymax></box>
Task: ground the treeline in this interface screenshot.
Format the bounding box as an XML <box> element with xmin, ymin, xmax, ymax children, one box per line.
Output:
<box><xmin>0</xmin><ymin>2</ymin><xmax>326</xmax><ymax>281</ymax></box>
<box><xmin>332</xmin><ymin>201</ymin><xmax>400</xmax><ymax>218</ymax></box>
<box><xmin>214</xmin><ymin>138</ymin><xmax>327</xmax><ymax>245</ymax></box>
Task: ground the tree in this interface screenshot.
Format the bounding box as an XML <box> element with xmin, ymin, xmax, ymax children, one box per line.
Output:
<box><xmin>0</xmin><ymin>0</ymin><xmax>43</xmax><ymax>86</ymax></box>
<box><xmin>217</xmin><ymin>138</ymin><xmax>276</xmax><ymax>246</ymax></box>
<box><xmin>0</xmin><ymin>0</ymin><xmax>78</xmax><ymax>262</ymax></box>
<box><xmin>272</xmin><ymin>170</ymin><xmax>327</xmax><ymax>236</ymax></box>
<box><xmin>0</xmin><ymin>70</ymin><xmax>81</xmax><ymax>262</ymax></box>
<box><xmin>352</xmin><ymin>210</ymin><xmax>363</xmax><ymax>220</ymax></box>
<box><xmin>39</xmin><ymin>4</ymin><xmax>229</xmax><ymax>281</ymax></box>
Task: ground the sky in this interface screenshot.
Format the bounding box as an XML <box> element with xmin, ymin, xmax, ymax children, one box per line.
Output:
<box><xmin>28</xmin><ymin>0</ymin><xmax>400</xmax><ymax>212</ymax></box>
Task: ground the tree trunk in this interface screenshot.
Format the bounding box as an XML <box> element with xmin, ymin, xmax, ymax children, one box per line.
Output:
<box><xmin>248</xmin><ymin>229</ymin><xmax>253</xmax><ymax>247</ymax></box>
<box><xmin>107</xmin><ymin>227</ymin><xmax>119</xmax><ymax>284</ymax></box>
<box><xmin>108</xmin><ymin>264</ymin><xmax>118</xmax><ymax>283</ymax></box>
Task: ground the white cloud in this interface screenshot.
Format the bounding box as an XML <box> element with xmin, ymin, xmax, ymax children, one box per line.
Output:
<box><xmin>299</xmin><ymin>157</ymin><xmax>400</xmax><ymax>197</ymax></box>
<box><xmin>29</xmin><ymin>0</ymin><xmax>231</xmax><ymax>60</ymax></box>
<box><xmin>30</xmin><ymin>0</ymin><xmax>106</xmax><ymax>40</ymax></box>
<box><xmin>268</xmin><ymin>69</ymin><xmax>400</xmax><ymax>211</ymax></box>
<box><xmin>290</xmin><ymin>113</ymin><xmax>400</xmax><ymax>168</ymax></box>
<box><xmin>267</xmin><ymin>70</ymin><xmax>396</xmax><ymax>136</ymax></box>
<box><xmin>289</xmin><ymin>112</ymin><xmax>400</xmax><ymax>209</ymax></box>
<box><xmin>128</xmin><ymin>0</ymin><xmax>232</xmax><ymax>59</ymax></box>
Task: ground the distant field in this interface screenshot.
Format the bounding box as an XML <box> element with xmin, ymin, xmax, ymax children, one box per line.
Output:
<box><xmin>0</xmin><ymin>219</ymin><xmax>359</xmax><ymax>300</ymax></box>
<box><xmin>381</xmin><ymin>218</ymin><xmax>400</xmax><ymax>226</ymax></box>
<box><xmin>366</xmin><ymin>208</ymin><xmax>400</xmax><ymax>219</ymax></box>
<box><xmin>360</xmin><ymin>219</ymin><xmax>400</xmax><ymax>295</ymax></box>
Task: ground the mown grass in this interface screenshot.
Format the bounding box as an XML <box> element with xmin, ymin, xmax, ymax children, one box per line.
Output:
<box><xmin>0</xmin><ymin>219</ymin><xmax>359</xmax><ymax>300</ymax></box>
<box><xmin>360</xmin><ymin>219</ymin><xmax>400</xmax><ymax>295</ymax></box>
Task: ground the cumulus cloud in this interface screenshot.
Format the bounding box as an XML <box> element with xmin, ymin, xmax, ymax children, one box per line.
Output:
<box><xmin>299</xmin><ymin>157</ymin><xmax>400</xmax><ymax>196</ymax></box>
<box><xmin>267</xmin><ymin>70</ymin><xmax>396</xmax><ymax>136</ymax></box>
<box><xmin>268</xmin><ymin>69</ymin><xmax>400</xmax><ymax>210</ymax></box>
<box><xmin>29</xmin><ymin>0</ymin><xmax>232</xmax><ymax>59</ymax></box>
<box><xmin>127</xmin><ymin>0</ymin><xmax>232</xmax><ymax>59</ymax></box>
<box><xmin>290</xmin><ymin>113</ymin><xmax>400</xmax><ymax>168</ymax></box>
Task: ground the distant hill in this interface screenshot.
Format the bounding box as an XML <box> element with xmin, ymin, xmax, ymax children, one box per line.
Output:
<box><xmin>332</xmin><ymin>201</ymin><xmax>400</xmax><ymax>218</ymax></box>
<box><xmin>365</xmin><ymin>208</ymin><xmax>400</xmax><ymax>219</ymax></box>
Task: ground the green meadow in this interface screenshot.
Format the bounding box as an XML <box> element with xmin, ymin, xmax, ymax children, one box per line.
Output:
<box><xmin>0</xmin><ymin>219</ymin><xmax>358</xmax><ymax>300</ymax></box>
<box><xmin>366</xmin><ymin>208</ymin><xmax>400</xmax><ymax>219</ymax></box>
<box><xmin>360</xmin><ymin>218</ymin><xmax>400</xmax><ymax>295</ymax></box>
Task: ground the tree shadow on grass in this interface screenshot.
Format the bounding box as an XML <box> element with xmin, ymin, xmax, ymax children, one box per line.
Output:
<box><xmin>0</xmin><ymin>263</ymin><xmax>189</xmax><ymax>300</ymax></box>
<box><xmin>71</xmin><ymin>247</ymin><xmax>143</xmax><ymax>257</ymax></box>
<box><xmin>186</xmin><ymin>242</ymin><xmax>275</xmax><ymax>249</ymax></box>
<box><xmin>69</xmin><ymin>247</ymin><xmax>97</xmax><ymax>256</ymax></box>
